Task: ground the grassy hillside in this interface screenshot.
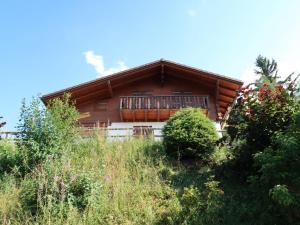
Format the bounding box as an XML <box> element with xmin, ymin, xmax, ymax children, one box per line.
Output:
<box><xmin>0</xmin><ymin>137</ymin><xmax>226</xmax><ymax>225</ymax></box>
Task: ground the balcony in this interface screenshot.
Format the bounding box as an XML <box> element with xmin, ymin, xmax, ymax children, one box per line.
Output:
<box><xmin>120</xmin><ymin>95</ymin><xmax>209</xmax><ymax>121</ymax></box>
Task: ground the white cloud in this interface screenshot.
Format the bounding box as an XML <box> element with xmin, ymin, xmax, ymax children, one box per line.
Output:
<box><xmin>187</xmin><ymin>9</ymin><xmax>197</xmax><ymax>17</ymax></box>
<box><xmin>84</xmin><ymin>51</ymin><xmax>104</xmax><ymax>74</ymax></box>
<box><xmin>241</xmin><ymin>58</ymin><xmax>300</xmax><ymax>85</ymax></box>
<box><xmin>83</xmin><ymin>51</ymin><xmax>128</xmax><ymax>77</ymax></box>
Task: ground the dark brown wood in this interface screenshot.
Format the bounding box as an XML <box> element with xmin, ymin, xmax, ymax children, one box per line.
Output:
<box><xmin>112</xmin><ymin>72</ymin><xmax>156</xmax><ymax>89</ymax></box>
<box><xmin>215</xmin><ymin>79</ymin><xmax>220</xmax><ymax>119</ymax></box>
<box><xmin>163</xmin><ymin>60</ymin><xmax>242</xmax><ymax>85</ymax></box>
<box><xmin>107</xmin><ymin>80</ymin><xmax>113</xmax><ymax>97</ymax></box>
<box><xmin>74</xmin><ymin>90</ymin><xmax>109</xmax><ymax>105</ymax></box>
<box><xmin>219</xmin><ymin>91</ymin><xmax>235</xmax><ymax>99</ymax></box>
<box><xmin>166</xmin><ymin>70</ymin><xmax>216</xmax><ymax>89</ymax></box>
<box><xmin>161</xmin><ymin>64</ymin><xmax>165</xmax><ymax>86</ymax></box>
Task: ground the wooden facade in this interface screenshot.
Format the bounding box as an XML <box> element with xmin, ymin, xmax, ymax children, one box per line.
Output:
<box><xmin>41</xmin><ymin>59</ymin><xmax>243</xmax><ymax>128</ymax></box>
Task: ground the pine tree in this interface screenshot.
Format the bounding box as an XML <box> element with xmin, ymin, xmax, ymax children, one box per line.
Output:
<box><xmin>255</xmin><ymin>55</ymin><xmax>279</xmax><ymax>83</ymax></box>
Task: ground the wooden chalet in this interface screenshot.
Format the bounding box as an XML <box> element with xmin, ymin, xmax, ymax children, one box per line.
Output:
<box><xmin>41</xmin><ymin>59</ymin><xmax>243</xmax><ymax>137</ymax></box>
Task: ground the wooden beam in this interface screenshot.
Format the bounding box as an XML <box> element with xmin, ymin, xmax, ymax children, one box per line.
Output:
<box><xmin>161</xmin><ymin>64</ymin><xmax>165</xmax><ymax>86</ymax></box>
<box><xmin>107</xmin><ymin>80</ymin><xmax>113</xmax><ymax>98</ymax></box>
<box><xmin>219</xmin><ymin>91</ymin><xmax>235</xmax><ymax>99</ymax></box>
<box><xmin>119</xmin><ymin>98</ymin><xmax>123</xmax><ymax>121</ymax></box>
<box><xmin>219</xmin><ymin>95</ymin><xmax>234</xmax><ymax>103</ymax></box>
<box><xmin>219</xmin><ymin>100</ymin><xmax>230</xmax><ymax>106</ymax></box>
<box><xmin>219</xmin><ymin>85</ymin><xmax>238</xmax><ymax>92</ymax></box>
<box><xmin>221</xmin><ymin>95</ymin><xmax>238</xmax><ymax>127</ymax></box>
<box><xmin>215</xmin><ymin>79</ymin><xmax>220</xmax><ymax>120</ymax></box>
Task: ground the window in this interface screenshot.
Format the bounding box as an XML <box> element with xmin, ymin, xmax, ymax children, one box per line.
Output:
<box><xmin>80</xmin><ymin>121</ymin><xmax>107</xmax><ymax>128</ymax></box>
<box><xmin>133</xmin><ymin>126</ymin><xmax>153</xmax><ymax>137</ymax></box>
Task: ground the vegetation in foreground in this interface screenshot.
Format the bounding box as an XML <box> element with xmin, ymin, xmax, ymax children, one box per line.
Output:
<box><xmin>0</xmin><ymin>137</ymin><xmax>227</xmax><ymax>224</ymax></box>
<box><xmin>0</xmin><ymin>55</ymin><xmax>299</xmax><ymax>225</ymax></box>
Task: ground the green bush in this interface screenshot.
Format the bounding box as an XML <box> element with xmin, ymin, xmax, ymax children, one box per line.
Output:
<box><xmin>247</xmin><ymin>111</ymin><xmax>300</xmax><ymax>223</ymax></box>
<box><xmin>0</xmin><ymin>141</ymin><xmax>22</xmax><ymax>175</ymax></box>
<box><xmin>17</xmin><ymin>94</ymin><xmax>79</xmax><ymax>171</ymax></box>
<box><xmin>162</xmin><ymin>108</ymin><xmax>218</xmax><ymax>161</ymax></box>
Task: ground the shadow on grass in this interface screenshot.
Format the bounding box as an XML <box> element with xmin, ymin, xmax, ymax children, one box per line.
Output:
<box><xmin>142</xmin><ymin>140</ymin><xmax>215</xmax><ymax>192</ymax></box>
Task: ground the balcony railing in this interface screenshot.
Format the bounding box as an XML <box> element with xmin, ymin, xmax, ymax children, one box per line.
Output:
<box><xmin>120</xmin><ymin>95</ymin><xmax>209</xmax><ymax>110</ymax></box>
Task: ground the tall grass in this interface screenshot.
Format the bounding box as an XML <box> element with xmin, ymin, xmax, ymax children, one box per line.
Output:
<box><xmin>0</xmin><ymin>135</ymin><xmax>227</xmax><ymax>225</ymax></box>
<box><xmin>0</xmin><ymin>137</ymin><xmax>182</xmax><ymax>224</ymax></box>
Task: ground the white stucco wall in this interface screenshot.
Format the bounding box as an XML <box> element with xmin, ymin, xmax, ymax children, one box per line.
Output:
<box><xmin>107</xmin><ymin>122</ymin><xmax>165</xmax><ymax>140</ymax></box>
<box><xmin>106</xmin><ymin>121</ymin><xmax>222</xmax><ymax>141</ymax></box>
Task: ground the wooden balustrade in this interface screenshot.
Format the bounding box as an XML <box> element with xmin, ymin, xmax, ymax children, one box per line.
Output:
<box><xmin>120</xmin><ymin>95</ymin><xmax>209</xmax><ymax>110</ymax></box>
<box><xmin>119</xmin><ymin>95</ymin><xmax>209</xmax><ymax>121</ymax></box>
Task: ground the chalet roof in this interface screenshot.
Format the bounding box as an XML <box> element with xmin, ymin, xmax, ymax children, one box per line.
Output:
<box><xmin>41</xmin><ymin>59</ymin><xmax>243</xmax><ymax>117</ymax></box>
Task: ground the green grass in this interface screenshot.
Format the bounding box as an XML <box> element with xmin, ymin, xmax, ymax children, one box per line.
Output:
<box><xmin>0</xmin><ymin>138</ymin><xmax>174</xmax><ymax>224</ymax></box>
<box><xmin>0</xmin><ymin>137</ymin><xmax>230</xmax><ymax>225</ymax></box>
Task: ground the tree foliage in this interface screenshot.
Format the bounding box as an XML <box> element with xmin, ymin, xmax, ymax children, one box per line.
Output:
<box><xmin>224</xmin><ymin>56</ymin><xmax>300</xmax><ymax>224</ymax></box>
<box><xmin>227</xmin><ymin>55</ymin><xmax>299</xmax><ymax>176</ymax></box>
<box><xmin>16</xmin><ymin>94</ymin><xmax>79</xmax><ymax>170</ymax></box>
<box><xmin>255</xmin><ymin>55</ymin><xmax>279</xmax><ymax>83</ymax></box>
<box><xmin>248</xmin><ymin>112</ymin><xmax>300</xmax><ymax>222</ymax></box>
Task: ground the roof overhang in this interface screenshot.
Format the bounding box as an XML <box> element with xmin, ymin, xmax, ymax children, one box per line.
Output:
<box><xmin>41</xmin><ymin>59</ymin><xmax>243</xmax><ymax>119</ymax></box>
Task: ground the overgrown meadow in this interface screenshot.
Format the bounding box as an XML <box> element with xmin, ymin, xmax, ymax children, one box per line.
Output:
<box><xmin>0</xmin><ymin>135</ymin><xmax>228</xmax><ymax>224</ymax></box>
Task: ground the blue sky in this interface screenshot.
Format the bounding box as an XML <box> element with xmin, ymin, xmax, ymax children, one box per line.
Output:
<box><xmin>1</xmin><ymin>0</ymin><xmax>300</xmax><ymax>130</ymax></box>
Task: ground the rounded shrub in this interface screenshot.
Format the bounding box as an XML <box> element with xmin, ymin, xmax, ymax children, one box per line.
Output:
<box><xmin>162</xmin><ymin>108</ymin><xmax>218</xmax><ymax>161</ymax></box>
